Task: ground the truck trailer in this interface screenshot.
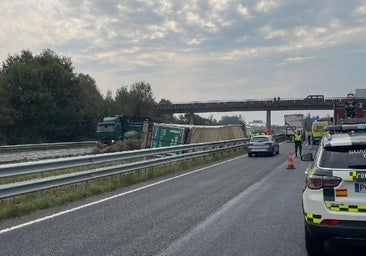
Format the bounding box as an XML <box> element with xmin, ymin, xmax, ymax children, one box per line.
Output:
<box><xmin>150</xmin><ymin>123</ymin><xmax>247</xmax><ymax>148</ymax></box>
<box><xmin>284</xmin><ymin>114</ymin><xmax>304</xmax><ymax>135</ymax></box>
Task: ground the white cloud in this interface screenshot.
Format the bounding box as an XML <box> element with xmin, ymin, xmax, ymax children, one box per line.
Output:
<box><xmin>284</xmin><ymin>56</ymin><xmax>323</xmax><ymax>64</ymax></box>
<box><xmin>255</xmin><ymin>0</ymin><xmax>280</xmax><ymax>13</ymax></box>
<box><xmin>1</xmin><ymin>0</ymin><xmax>365</xmax><ymax>126</ymax></box>
<box><xmin>260</xmin><ymin>26</ymin><xmax>288</xmax><ymax>40</ymax></box>
<box><xmin>237</xmin><ymin>4</ymin><xmax>251</xmax><ymax>19</ymax></box>
<box><xmin>354</xmin><ymin>0</ymin><xmax>366</xmax><ymax>15</ymax></box>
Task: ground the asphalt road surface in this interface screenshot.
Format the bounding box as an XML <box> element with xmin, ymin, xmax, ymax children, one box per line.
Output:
<box><xmin>0</xmin><ymin>142</ymin><xmax>365</xmax><ymax>256</ymax></box>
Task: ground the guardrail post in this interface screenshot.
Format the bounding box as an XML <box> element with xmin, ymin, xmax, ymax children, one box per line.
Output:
<box><xmin>36</xmin><ymin>172</ymin><xmax>44</xmax><ymax>199</ymax></box>
<box><xmin>83</xmin><ymin>165</ymin><xmax>89</xmax><ymax>190</ymax></box>
<box><xmin>83</xmin><ymin>180</ymin><xmax>89</xmax><ymax>191</ymax></box>
<box><xmin>118</xmin><ymin>173</ymin><xmax>122</xmax><ymax>185</ymax></box>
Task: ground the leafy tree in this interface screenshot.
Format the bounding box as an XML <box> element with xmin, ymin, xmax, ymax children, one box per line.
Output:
<box><xmin>114</xmin><ymin>86</ymin><xmax>131</xmax><ymax>115</ymax></box>
<box><xmin>128</xmin><ymin>81</ymin><xmax>155</xmax><ymax>117</ymax></box>
<box><xmin>206</xmin><ymin>115</ymin><xmax>218</xmax><ymax>125</ymax></box>
<box><xmin>98</xmin><ymin>90</ymin><xmax>118</xmax><ymax>120</ymax></box>
<box><xmin>218</xmin><ymin>114</ymin><xmax>246</xmax><ymax>125</ymax></box>
<box><xmin>0</xmin><ymin>49</ymin><xmax>104</xmax><ymax>144</ymax></box>
<box><xmin>73</xmin><ymin>74</ymin><xmax>104</xmax><ymax>139</ymax></box>
<box><xmin>114</xmin><ymin>81</ymin><xmax>156</xmax><ymax>118</ymax></box>
<box><xmin>175</xmin><ymin>113</ymin><xmax>217</xmax><ymax>125</ymax></box>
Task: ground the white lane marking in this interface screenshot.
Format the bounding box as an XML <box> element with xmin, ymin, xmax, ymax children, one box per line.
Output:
<box><xmin>0</xmin><ymin>155</ymin><xmax>245</xmax><ymax>235</ymax></box>
<box><xmin>157</xmin><ymin>158</ymin><xmax>289</xmax><ymax>256</ymax></box>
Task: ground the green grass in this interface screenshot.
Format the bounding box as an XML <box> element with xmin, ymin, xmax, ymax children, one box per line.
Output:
<box><xmin>0</xmin><ymin>148</ymin><xmax>245</xmax><ymax>222</ymax></box>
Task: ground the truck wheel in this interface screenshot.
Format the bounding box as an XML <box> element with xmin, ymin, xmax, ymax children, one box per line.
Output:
<box><xmin>305</xmin><ymin>226</ymin><xmax>324</xmax><ymax>256</ymax></box>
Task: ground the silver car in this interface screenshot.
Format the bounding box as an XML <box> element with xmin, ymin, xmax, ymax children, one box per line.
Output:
<box><xmin>247</xmin><ymin>135</ymin><xmax>279</xmax><ymax>157</ymax></box>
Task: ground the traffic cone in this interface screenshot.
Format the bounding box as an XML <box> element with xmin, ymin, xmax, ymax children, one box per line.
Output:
<box><xmin>287</xmin><ymin>152</ymin><xmax>295</xmax><ymax>169</ymax></box>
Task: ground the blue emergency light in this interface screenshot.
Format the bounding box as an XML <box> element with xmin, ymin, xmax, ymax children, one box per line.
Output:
<box><xmin>325</xmin><ymin>124</ymin><xmax>366</xmax><ymax>132</ymax></box>
<box><xmin>324</xmin><ymin>125</ymin><xmax>341</xmax><ymax>131</ymax></box>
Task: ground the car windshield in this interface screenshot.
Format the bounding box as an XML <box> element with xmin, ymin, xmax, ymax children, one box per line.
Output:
<box><xmin>96</xmin><ymin>124</ymin><xmax>116</xmax><ymax>132</ymax></box>
<box><xmin>319</xmin><ymin>145</ymin><xmax>366</xmax><ymax>169</ymax></box>
<box><xmin>251</xmin><ymin>137</ymin><xmax>269</xmax><ymax>142</ymax></box>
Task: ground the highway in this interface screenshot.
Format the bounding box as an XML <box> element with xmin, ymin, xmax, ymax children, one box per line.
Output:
<box><xmin>0</xmin><ymin>142</ymin><xmax>364</xmax><ymax>255</ymax></box>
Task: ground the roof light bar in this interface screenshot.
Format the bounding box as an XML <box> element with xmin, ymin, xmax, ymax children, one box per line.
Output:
<box><xmin>325</xmin><ymin>123</ymin><xmax>366</xmax><ymax>132</ymax></box>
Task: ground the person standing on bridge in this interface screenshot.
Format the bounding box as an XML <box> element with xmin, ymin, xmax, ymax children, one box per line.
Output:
<box><xmin>294</xmin><ymin>130</ymin><xmax>303</xmax><ymax>157</ymax></box>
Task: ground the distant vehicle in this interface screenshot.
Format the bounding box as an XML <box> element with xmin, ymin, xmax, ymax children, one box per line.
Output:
<box><xmin>305</xmin><ymin>95</ymin><xmax>324</xmax><ymax>102</ymax></box>
<box><xmin>311</xmin><ymin>121</ymin><xmax>328</xmax><ymax>145</ymax></box>
<box><xmin>301</xmin><ymin>122</ymin><xmax>366</xmax><ymax>255</ymax></box>
<box><xmin>284</xmin><ymin>114</ymin><xmax>304</xmax><ymax>134</ymax></box>
<box><xmin>247</xmin><ymin>135</ymin><xmax>279</xmax><ymax>157</ymax></box>
<box><xmin>96</xmin><ymin>116</ymin><xmax>150</xmax><ymax>145</ymax></box>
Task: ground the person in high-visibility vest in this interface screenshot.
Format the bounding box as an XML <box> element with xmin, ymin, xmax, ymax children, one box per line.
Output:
<box><xmin>294</xmin><ymin>130</ymin><xmax>303</xmax><ymax>157</ymax></box>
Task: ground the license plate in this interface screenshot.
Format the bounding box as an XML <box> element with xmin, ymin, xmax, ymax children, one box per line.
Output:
<box><xmin>252</xmin><ymin>148</ymin><xmax>266</xmax><ymax>152</ymax></box>
<box><xmin>355</xmin><ymin>183</ymin><xmax>366</xmax><ymax>192</ymax></box>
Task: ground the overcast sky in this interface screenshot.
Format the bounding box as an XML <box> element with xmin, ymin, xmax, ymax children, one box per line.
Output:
<box><xmin>1</xmin><ymin>0</ymin><xmax>366</xmax><ymax>125</ymax></box>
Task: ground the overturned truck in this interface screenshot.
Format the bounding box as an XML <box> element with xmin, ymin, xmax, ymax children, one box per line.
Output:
<box><xmin>149</xmin><ymin>123</ymin><xmax>247</xmax><ymax>148</ymax></box>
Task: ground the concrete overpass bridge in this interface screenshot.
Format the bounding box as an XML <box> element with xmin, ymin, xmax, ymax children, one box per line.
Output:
<box><xmin>155</xmin><ymin>97</ymin><xmax>360</xmax><ymax>128</ymax></box>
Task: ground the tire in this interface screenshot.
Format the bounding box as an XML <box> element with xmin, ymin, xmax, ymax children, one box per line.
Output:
<box><xmin>248</xmin><ymin>153</ymin><xmax>252</xmax><ymax>157</ymax></box>
<box><xmin>305</xmin><ymin>225</ymin><xmax>324</xmax><ymax>256</ymax></box>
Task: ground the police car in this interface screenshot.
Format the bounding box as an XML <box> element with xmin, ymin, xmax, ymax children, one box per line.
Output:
<box><xmin>301</xmin><ymin>123</ymin><xmax>366</xmax><ymax>255</ymax></box>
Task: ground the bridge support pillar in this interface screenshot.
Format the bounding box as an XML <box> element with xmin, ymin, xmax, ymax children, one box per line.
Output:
<box><xmin>189</xmin><ymin>112</ymin><xmax>194</xmax><ymax>125</ymax></box>
<box><xmin>266</xmin><ymin>110</ymin><xmax>271</xmax><ymax>130</ymax></box>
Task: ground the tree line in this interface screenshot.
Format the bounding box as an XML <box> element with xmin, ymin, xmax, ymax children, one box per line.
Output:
<box><xmin>0</xmin><ymin>49</ymin><xmax>245</xmax><ymax>145</ymax></box>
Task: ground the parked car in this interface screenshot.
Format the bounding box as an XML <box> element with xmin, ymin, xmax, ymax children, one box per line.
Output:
<box><xmin>301</xmin><ymin>122</ymin><xmax>366</xmax><ymax>255</ymax></box>
<box><xmin>247</xmin><ymin>135</ymin><xmax>279</xmax><ymax>157</ymax></box>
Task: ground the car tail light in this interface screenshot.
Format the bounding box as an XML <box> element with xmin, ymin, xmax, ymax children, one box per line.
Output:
<box><xmin>321</xmin><ymin>219</ymin><xmax>340</xmax><ymax>226</ymax></box>
<box><xmin>307</xmin><ymin>175</ymin><xmax>341</xmax><ymax>190</ymax></box>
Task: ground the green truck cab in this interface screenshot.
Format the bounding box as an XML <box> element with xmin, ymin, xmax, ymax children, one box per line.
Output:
<box><xmin>96</xmin><ymin>116</ymin><xmax>150</xmax><ymax>145</ymax></box>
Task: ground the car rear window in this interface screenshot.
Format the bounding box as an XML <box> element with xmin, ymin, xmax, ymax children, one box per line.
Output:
<box><xmin>320</xmin><ymin>145</ymin><xmax>366</xmax><ymax>169</ymax></box>
<box><xmin>251</xmin><ymin>137</ymin><xmax>269</xmax><ymax>142</ymax></box>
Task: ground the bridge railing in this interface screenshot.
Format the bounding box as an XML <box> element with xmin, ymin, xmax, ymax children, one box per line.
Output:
<box><xmin>157</xmin><ymin>97</ymin><xmax>348</xmax><ymax>106</ymax></box>
<box><xmin>155</xmin><ymin>97</ymin><xmax>354</xmax><ymax>113</ymax></box>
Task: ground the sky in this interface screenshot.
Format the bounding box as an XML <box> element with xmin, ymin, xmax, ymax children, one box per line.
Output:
<box><xmin>1</xmin><ymin>0</ymin><xmax>366</xmax><ymax>125</ymax></box>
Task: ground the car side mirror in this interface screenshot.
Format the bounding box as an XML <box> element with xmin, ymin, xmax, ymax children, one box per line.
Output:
<box><xmin>301</xmin><ymin>153</ymin><xmax>314</xmax><ymax>161</ymax></box>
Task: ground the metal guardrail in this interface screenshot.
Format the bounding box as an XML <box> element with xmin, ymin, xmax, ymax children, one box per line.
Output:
<box><xmin>0</xmin><ymin>139</ymin><xmax>250</xmax><ymax>200</ymax></box>
<box><xmin>0</xmin><ymin>135</ymin><xmax>290</xmax><ymax>200</ymax></box>
<box><xmin>0</xmin><ymin>141</ymin><xmax>96</xmax><ymax>152</ymax></box>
